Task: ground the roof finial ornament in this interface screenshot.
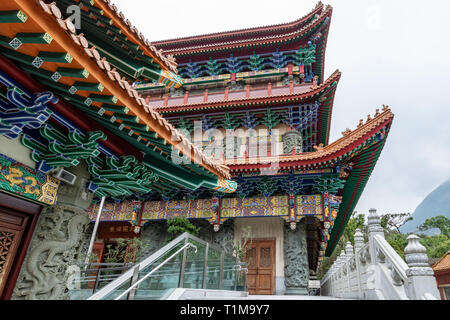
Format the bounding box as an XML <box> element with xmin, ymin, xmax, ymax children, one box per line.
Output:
<box><xmin>311</xmin><ymin>75</ymin><xmax>319</xmax><ymax>89</ymax></box>
<box><xmin>375</xmin><ymin>109</ymin><xmax>380</xmax><ymax>116</ymax></box>
<box><xmin>313</xmin><ymin>143</ymin><xmax>324</xmax><ymax>151</ymax></box>
<box><xmin>358</xmin><ymin>119</ymin><xmax>364</xmax><ymax>128</ymax></box>
<box><xmin>342</xmin><ymin>128</ymin><xmax>351</xmax><ymax>137</ymax></box>
<box><xmin>382</xmin><ymin>104</ymin><xmax>390</xmax><ymax>111</ymax></box>
<box><xmin>367</xmin><ymin>114</ymin><xmax>372</xmax><ymax>122</ymax></box>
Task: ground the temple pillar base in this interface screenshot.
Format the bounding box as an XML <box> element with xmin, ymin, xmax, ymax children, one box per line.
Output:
<box><xmin>285</xmin><ymin>287</ymin><xmax>309</xmax><ymax>295</ymax></box>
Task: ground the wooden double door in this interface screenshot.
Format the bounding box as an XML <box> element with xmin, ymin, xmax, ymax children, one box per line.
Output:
<box><xmin>244</xmin><ymin>240</ymin><xmax>275</xmax><ymax>295</ymax></box>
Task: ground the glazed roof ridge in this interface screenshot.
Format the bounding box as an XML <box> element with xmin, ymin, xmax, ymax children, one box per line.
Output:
<box><xmin>94</xmin><ymin>0</ymin><xmax>178</xmax><ymax>73</ymax></box>
<box><xmin>223</xmin><ymin>107</ymin><xmax>394</xmax><ymax>166</ymax></box>
<box><xmin>31</xmin><ymin>0</ymin><xmax>230</xmax><ymax>180</ymax></box>
<box><xmin>155</xmin><ymin>70</ymin><xmax>341</xmax><ymax>112</ymax></box>
<box><xmin>432</xmin><ymin>252</ymin><xmax>450</xmax><ymax>272</ymax></box>
<box><xmin>154</xmin><ymin>2</ymin><xmax>325</xmax><ymax>46</ymax></box>
<box><xmin>159</xmin><ymin>5</ymin><xmax>333</xmax><ymax>55</ymax></box>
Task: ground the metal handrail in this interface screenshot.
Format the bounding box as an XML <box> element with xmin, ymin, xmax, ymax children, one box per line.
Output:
<box><xmin>114</xmin><ymin>242</ymin><xmax>197</xmax><ymax>300</ymax></box>
<box><xmin>87</xmin><ymin>232</ymin><xmax>234</xmax><ymax>300</ymax></box>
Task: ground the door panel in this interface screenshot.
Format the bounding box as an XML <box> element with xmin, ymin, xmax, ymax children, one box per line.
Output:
<box><xmin>244</xmin><ymin>240</ymin><xmax>275</xmax><ymax>295</ymax></box>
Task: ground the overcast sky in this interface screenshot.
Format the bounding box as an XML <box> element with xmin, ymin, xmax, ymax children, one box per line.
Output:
<box><xmin>113</xmin><ymin>0</ymin><xmax>450</xmax><ymax>216</ymax></box>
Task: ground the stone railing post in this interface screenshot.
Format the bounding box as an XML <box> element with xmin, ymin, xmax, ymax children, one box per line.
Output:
<box><xmin>354</xmin><ymin>229</ymin><xmax>365</xmax><ymax>253</ymax></box>
<box><xmin>354</xmin><ymin>229</ymin><xmax>364</xmax><ymax>299</ymax></box>
<box><xmin>337</xmin><ymin>250</ymin><xmax>346</xmax><ymax>296</ymax></box>
<box><xmin>345</xmin><ymin>242</ymin><xmax>354</xmax><ymax>296</ymax></box>
<box><xmin>404</xmin><ymin>235</ymin><xmax>440</xmax><ymax>300</ymax></box>
<box><xmin>368</xmin><ymin>208</ymin><xmax>384</xmax><ymax>262</ymax></box>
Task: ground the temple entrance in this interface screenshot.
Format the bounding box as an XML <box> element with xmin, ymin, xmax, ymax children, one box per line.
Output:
<box><xmin>244</xmin><ymin>239</ymin><xmax>275</xmax><ymax>295</ymax></box>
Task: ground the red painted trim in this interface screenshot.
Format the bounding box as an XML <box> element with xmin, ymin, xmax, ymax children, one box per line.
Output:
<box><xmin>0</xmin><ymin>54</ymin><xmax>142</xmax><ymax>160</ymax></box>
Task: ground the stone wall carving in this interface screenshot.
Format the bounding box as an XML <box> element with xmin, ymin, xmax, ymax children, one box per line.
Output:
<box><xmin>283</xmin><ymin>222</ymin><xmax>309</xmax><ymax>294</ymax></box>
<box><xmin>12</xmin><ymin>162</ymin><xmax>93</xmax><ymax>300</ymax></box>
<box><xmin>12</xmin><ymin>205</ymin><xmax>90</xmax><ymax>300</ymax></box>
<box><xmin>212</xmin><ymin>220</ymin><xmax>234</xmax><ymax>255</ymax></box>
<box><xmin>139</xmin><ymin>221</ymin><xmax>168</xmax><ymax>259</ymax></box>
<box><xmin>192</xmin><ymin>219</ymin><xmax>234</xmax><ymax>255</ymax></box>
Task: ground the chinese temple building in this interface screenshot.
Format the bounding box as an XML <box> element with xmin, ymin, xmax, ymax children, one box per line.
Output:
<box><xmin>131</xmin><ymin>1</ymin><xmax>394</xmax><ymax>295</ymax></box>
<box><xmin>0</xmin><ymin>0</ymin><xmax>394</xmax><ymax>300</ymax></box>
<box><xmin>0</xmin><ymin>0</ymin><xmax>234</xmax><ymax>300</ymax></box>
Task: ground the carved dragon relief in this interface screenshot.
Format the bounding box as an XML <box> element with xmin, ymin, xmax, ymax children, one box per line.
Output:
<box><xmin>12</xmin><ymin>205</ymin><xmax>90</xmax><ymax>300</ymax></box>
<box><xmin>284</xmin><ymin>223</ymin><xmax>309</xmax><ymax>290</ymax></box>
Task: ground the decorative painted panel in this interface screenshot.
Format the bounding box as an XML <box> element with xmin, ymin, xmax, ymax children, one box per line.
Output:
<box><xmin>221</xmin><ymin>196</ymin><xmax>289</xmax><ymax>219</ymax></box>
<box><xmin>0</xmin><ymin>153</ymin><xmax>59</xmax><ymax>205</ymax></box>
<box><xmin>87</xmin><ymin>199</ymin><xmax>215</xmax><ymax>222</ymax></box>
<box><xmin>87</xmin><ymin>194</ymin><xmax>331</xmax><ymax>224</ymax></box>
<box><xmin>296</xmin><ymin>195</ymin><xmax>322</xmax><ymax>219</ymax></box>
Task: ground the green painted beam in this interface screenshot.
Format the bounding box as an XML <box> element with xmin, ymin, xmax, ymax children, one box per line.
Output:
<box><xmin>144</xmin><ymin>152</ymin><xmax>218</xmax><ymax>190</ymax></box>
<box><xmin>57</xmin><ymin>67</ymin><xmax>89</xmax><ymax>79</ymax></box>
<box><xmin>15</xmin><ymin>32</ymin><xmax>52</xmax><ymax>44</ymax></box>
<box><xmin>38</xmin><ymin>51</ymin><xmax>73</xmax><ymax>63</ymax></box>
<box><xmin>113</xmin><ymin>113</ymin><xmax>139</xmax><ymax>123</ymax></box>
<box><xmin>73</xmin><ymin>81</ymin><xmax>104</xmax><ymax>92</ymax></box>
<box><xmin>89</xmin><ymin>94</ymin><xmax>118</xmax><ymax>104</ymax></box>
<box><xmin>101</xmin><ymin>104</ymin><xmax>129</xmax><ymax>114</ymax></box>
<box><xmin>0</xmin><ymin>45</ymin><xmax>37</xmax><ymax>65</ymax></box>
<box><xmin>14</xmin><ymin>62</ymin><xmax>59</xmax><ymax>82</ymax></box>
<box><xmin>0</xmin><ymin>10</ymin><xmax>28</xmax><ymax>23</ymax></box>
<box><xmin>36</xmin><ymin>77</ymin><xmax>78</xmax><ymax>95</ymax></box>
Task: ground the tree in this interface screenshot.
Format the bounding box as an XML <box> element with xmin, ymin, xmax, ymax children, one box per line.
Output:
<box><xmin>343</xmin><ymin>212</ymin><xmax>366</xmax><ymax>245</ymax></box>
<box><xmin>381</xmin><ymin>212</ymin><xmax>412</xmax><ymax>233</ymax></box>
<box><xmin>166</xmin><ymin>217</ymin><xmax>200</xmax><ymax>242</ymax></box>
<box><xmin>317</xmin><ymin>211</ymin><xmax>366</xmax><ymax>279</ymax></box>
<box><xmin>418</xmin><ymin>216</ymin><xmax>450</xmax><ymax>237</ymax></box>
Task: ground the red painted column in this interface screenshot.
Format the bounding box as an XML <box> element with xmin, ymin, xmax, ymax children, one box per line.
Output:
<box><xmin>183</xmin><ymin>90</ymin><xmax>189</xmax><ymax>104</ymax></box>
<box><xmin>163</xmin><ymin>93</ymin><xmax>169</xmax><ymax>106</ymax></box>
<box><xmin>203</xmin><ymin>89</ymin><xmax>208</xmax><ymax>102</ymax></box>
<box><xmin>267</xmin><ymin>82</ymin><xmax>272</xmax><ymax>96</ymax></box>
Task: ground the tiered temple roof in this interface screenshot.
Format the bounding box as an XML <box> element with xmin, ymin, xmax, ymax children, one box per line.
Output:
<box><xmin>0</xmin><ymin>0</ymin><xmax>235</xmax><ymax>199</ymax></box>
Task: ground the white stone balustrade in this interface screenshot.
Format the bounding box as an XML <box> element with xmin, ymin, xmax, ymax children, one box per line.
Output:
<box><xmin>320</xmin><ymin>208</ymin><xmax>440</xmax><ymax>300</ymax></box>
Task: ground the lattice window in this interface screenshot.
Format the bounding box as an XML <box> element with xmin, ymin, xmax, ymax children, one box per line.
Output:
<box><xmin>0</xmin><ymin>231</ymin><xmax>15</xmax><ymax>275</ymax></box>
<box><xmin>245</xmin><ymin>247</ymin><xmax>257</xmax><ymax>269</ymax></box>
<box><xmin>260</xmin><ymin>247</ymin><xmax>272</xmax><ymax>268</ymax></box>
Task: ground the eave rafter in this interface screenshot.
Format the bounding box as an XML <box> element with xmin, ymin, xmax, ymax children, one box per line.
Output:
<box><xmin>1</xmin><ymin>0</ymin><xmax>230</xmax><ymax>183</ymax></box>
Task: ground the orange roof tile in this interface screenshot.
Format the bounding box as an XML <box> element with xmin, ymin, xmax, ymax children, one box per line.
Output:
<box><xmin>432</xmin><ymin>252</ymin><xmax>450</xmax><ymax>272</ymax></box>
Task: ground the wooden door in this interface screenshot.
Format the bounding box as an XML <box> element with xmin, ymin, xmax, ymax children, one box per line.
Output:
<box><xmin>245</xmin><ymin>240</ymin><xmax>275</xmax><ymax>295</ymax></box>
<box><xmin>0</xmin><ymin>209</ymin><xmax>28</xmax><ymax>297</ymax></box>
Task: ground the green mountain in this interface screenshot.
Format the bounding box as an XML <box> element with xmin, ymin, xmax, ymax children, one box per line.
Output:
<box><xmin>401</xmin><ymin>179</ymin><xmax>450</xmax><ymax>234</ymax></box>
